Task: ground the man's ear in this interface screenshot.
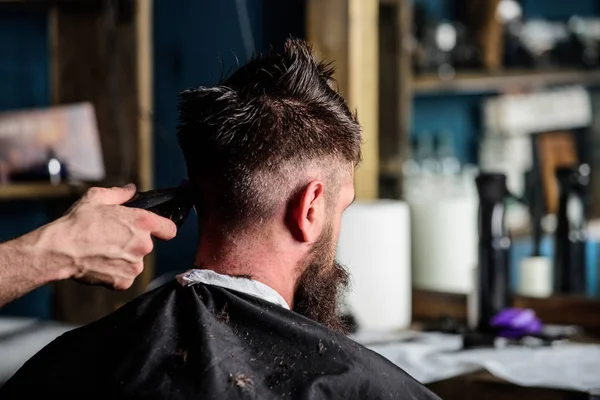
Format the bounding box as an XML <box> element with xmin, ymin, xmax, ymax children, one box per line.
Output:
<box><xmin>288</xmin><ymin>180</ymin><xmax>326</xmax><ymax>243</ymax></box>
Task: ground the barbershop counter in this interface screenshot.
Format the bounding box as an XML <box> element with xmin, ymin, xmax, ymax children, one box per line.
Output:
<box><xmin>350</xmin><ymin>330</ymin><xmax>600</xmax><ymax>399</ymax></box>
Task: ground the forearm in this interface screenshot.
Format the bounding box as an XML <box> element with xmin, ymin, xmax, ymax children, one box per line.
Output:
<box><xmin>0</xmin><ymin>185</ymin><xmax>176</xmax><ymax>307</ymax></box>
<box><xmin>0</xmin><ymin>223</ymin><xmax>71</xmax><ymax>307</ymax></box>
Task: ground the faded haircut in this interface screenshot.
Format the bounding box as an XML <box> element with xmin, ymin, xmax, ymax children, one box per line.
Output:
<box><xmin>177</xmin><ymin>38</ymin><xmax>361</xmax><ymax>234</ymax></box>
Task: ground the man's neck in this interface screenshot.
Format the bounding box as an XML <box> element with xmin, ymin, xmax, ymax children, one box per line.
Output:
<box><xmin>194</xmin><ymin>233</ymin><xmax>300</xmax><ymax>308</ymax></box>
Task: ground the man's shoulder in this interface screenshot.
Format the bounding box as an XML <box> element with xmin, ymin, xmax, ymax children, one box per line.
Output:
<box><xmin>0</xmin><ymin>282</ymin><xmax>439</xmax><ymax>399</ymax></box>
<box><xmin>311</xmin><ymin>333</ymin><xmax>440</xmax><ymax>399</ymax></box>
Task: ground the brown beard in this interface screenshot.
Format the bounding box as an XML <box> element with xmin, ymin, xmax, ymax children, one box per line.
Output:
<box><xmin>292</xmin><ymin>224</ymin><xmax>350</xmax><ymax>334</ymax></box>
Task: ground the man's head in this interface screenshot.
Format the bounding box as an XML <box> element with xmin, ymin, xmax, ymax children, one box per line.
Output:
<box><xmin>177</xmin><ymin>38</ymin><xmax>360</xmax><ymax>332</ymax></box>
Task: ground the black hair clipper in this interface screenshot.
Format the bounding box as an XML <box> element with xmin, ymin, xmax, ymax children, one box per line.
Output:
<box><xmin>123</xmin><ymin>179</ymin><xmax>194</xmax><ymax>228</ymax></box>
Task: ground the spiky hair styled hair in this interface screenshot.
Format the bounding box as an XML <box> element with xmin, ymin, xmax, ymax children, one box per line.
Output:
<box><xmin>177</xmin><ymin>38</ymin><xmax>361</xmax><ymax>234</ymax></box>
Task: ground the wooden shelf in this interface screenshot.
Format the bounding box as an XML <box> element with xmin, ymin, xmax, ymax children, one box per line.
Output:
<box><xmin>413</xmin><ymin>288</ymin><xmax>600</xmax><ymax>334</ymax></box>
<box><xmin>0</xmin><ymin>0</ymin><xmax>103</xmax><ymax>10</ymax></box>
<box><xmin>413</xmin><ymin>69</ymin><xmax>600</xmax><ymax>95</ymax></box>
<box><xmin>0</xmin><ymin>0</ymin><xmax>93</xmax><ymax>3</ymax></box>
<box><xmin>0</xmin><ymin>183</ymin><xmax>87</xmax><ymax>201</ymax></box>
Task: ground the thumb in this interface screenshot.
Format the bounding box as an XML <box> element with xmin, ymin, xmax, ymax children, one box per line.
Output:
<box><xmin>84</xmin><ymin>184</ymin><xmax>137</xmax><ymax>205</ymax></box>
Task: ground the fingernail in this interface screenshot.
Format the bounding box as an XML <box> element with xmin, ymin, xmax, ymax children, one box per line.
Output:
<box><xmin>122</xmin><ymin>183</ymin><xmax>136</xmax><ymax>190</ymax></box>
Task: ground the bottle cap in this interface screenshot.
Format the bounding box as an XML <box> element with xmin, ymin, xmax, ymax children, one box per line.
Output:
<box><xmin>475</xmin><ymin>172</ymin><xmax>507</xmax><ymax>202</ymax></box>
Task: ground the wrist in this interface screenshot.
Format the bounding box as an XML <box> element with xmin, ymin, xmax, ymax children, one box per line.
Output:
<box><xmin>16</xmin><ymin>218</ymin><xmax>76</xmax><ymax>284</ymax></box>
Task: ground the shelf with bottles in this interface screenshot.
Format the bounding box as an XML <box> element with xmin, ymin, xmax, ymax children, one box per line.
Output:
<box><xmin>407</xmin><ymin>0</ymin><xmax>600</xmax><ymax>95</ymax></box>
<box><xmin>389</xmin><ymin>131</ymin><xmax>478</xmax><ymax>201</ymax></box>
<box><xmin>0</xmin><ymin>145</ymin><xmax>89</xmax><ymax>201</ymax></box>
<box><xmin>0</xmin><ymin>0</ymin><xmax>98</xmax><ymax>4</ymax></box>
<box><xmin>0</xmin><ymin>0</ymin><xmax>106</xmax><ymax>13</ymax></box>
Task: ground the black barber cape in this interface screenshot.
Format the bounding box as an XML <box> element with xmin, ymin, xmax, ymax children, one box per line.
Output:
<box><xmin>0</xmin><ymin>280</ymin><xmax>439</xmax><ymax>399</ymax></box>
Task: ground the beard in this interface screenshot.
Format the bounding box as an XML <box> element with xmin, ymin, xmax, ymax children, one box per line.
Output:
<box><xmin>292</xmin><ymin>223</ymin><xmax>350</xmax><ymax>334</ymax></box>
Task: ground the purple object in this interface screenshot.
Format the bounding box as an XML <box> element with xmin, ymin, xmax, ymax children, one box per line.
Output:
<box><xmin>490</xmin><ymin>308</ymin><xmax>543</xmax><ymax>338</ymax></box>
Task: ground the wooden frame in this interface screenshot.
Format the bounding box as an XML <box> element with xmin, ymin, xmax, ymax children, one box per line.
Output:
<box><xmin>45</xmin><ymin>0</ymin><xmax>154</xmax><ymax>324</ymax></box>
<box><xmin>307</xmin><ymin>0</ymin><xmax>379</xmax><ymax>200</ymax></box>
<box><xmin>136</xmin><ymin>0</ymin><xmax>153</xmax><ymax>193</ymax></box>
<box><xmin>378</xmin><ymin>0</ymin><xmax>412</xmax><ymax>198</ymax></box>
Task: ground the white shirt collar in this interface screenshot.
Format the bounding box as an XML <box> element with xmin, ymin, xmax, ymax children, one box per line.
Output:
<box><xmin>176</xmin><ymin>269</ymin><xmax>290</xmax><ymax>310</ymax></box>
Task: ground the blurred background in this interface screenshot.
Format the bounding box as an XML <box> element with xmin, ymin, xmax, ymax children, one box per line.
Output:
<box><xmin>2</xmin><ymin>0</ymin><xmax>600</xmax><ymax>323</ymax></box>
<box><xmin>2</xmin><ymin>0</ymin><xmax>600</xmax><ymax>397</ymax></box>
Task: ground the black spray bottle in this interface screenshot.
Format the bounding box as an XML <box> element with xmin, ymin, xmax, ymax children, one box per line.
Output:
<box><xmin>553</xmin><ymin>165</ymin><xmax>589</xmax><ymax>295</ymax></box>
<box><xmin>470</xmin><ymin>173</ymin><xmax>512</xmax><ymax>333</ymax></box>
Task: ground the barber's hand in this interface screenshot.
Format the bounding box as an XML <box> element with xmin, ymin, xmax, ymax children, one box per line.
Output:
<box><xmin>38</xmin><ymin>184</ymin><xmax>177</xmax><ymax>290</ymax></box>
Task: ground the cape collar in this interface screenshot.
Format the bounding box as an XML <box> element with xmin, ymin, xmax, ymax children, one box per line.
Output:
<box><xmin>176</xmin><ymin>269</ymin><xmax>290</xmax><ymax>310</ymax></box>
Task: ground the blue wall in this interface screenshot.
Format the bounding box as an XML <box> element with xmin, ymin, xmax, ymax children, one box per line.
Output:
<box><xmin>0</xmin><ymin>0</ymin><xmax>597</xmax><ymax>317</ymax></box>
<box><xmin>521</xmin><ymin>0</ymin><xmax>598</xmax><ymax>19</ymax></box>
<box><xmin>413</xmin><ymin>94</ymin><xmax>485</xmax><ymax>164</ymax></box>
<box><xmin>0</xmin><ymin>5</ymin><xmax>53</xmax><ymax>318</ymax></box>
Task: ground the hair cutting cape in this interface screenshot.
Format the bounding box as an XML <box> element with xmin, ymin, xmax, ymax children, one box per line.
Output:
<box><xmin>0</xmin><ymin>281</ymin><xmax>439</xmax><ymax>399</ymax></box>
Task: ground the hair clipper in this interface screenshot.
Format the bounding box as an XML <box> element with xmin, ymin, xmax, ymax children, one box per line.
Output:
<box><xmin>123</xmin><ymin>179</ymin><xmax>194</xmax><ymax>228</ymax></box>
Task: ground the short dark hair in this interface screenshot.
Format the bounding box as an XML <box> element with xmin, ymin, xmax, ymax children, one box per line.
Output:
<box><xmin>177</xmin><ymin>38</ymin><xmax>361</xmax><ymax>233</ymax></box>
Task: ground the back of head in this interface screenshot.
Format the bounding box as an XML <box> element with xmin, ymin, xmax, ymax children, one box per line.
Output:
<box><xmin>177</xmin><ymin>38</ymin><xmax>361</xmax><ymax>234</ymax></box>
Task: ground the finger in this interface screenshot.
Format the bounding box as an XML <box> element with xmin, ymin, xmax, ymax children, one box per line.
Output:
<box><xmin>144</xmin><ymin>213</ymin><xmax>178</xmax><ymax>241</ymax></box>
<box><xmin>130</xmin><ymin>261</ymin><xmax>145</xmax><ymax>278</ymax></box>
<box><xmin>132</xmin><ymin>236</ymin><xmax>154</xmax><ymax>257</ymax></box>
<box><xmin>72</xmin><ymin>271</ymin><xmax>110</xmax><ymax>287</ymax></box>
<box><xmin>84</xmin><ymin>184</ymin><xmax>137</xmax><ymax>205</ymax></box>
<box><xmin>77</xmin><ymin>271</ymin><xmax>135</xmax><ymax>291</ymax></box>
<box><xmin>111</xmin><ymin>277</ymin><xmax>135</xmax><ymax>291</ymax></box>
